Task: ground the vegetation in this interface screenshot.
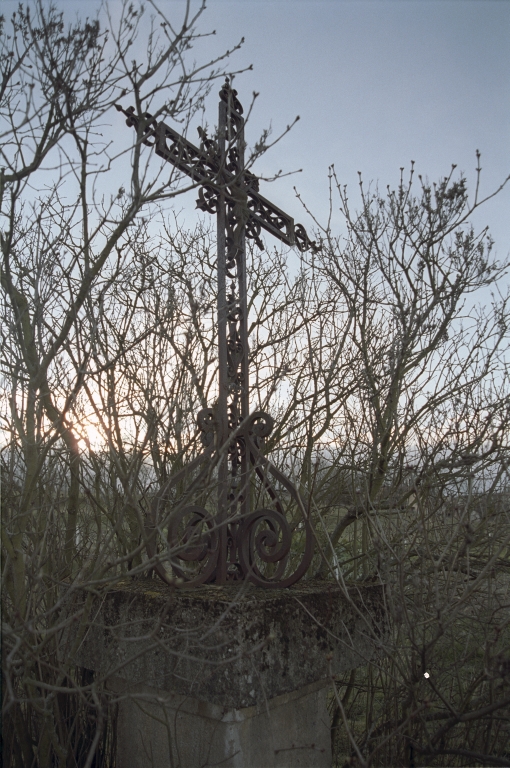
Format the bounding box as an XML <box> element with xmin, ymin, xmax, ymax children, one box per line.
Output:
<box><xmin>1</xmin><ymin>1</ymin><xmax>509</xmax><ymax>766</ymax></box>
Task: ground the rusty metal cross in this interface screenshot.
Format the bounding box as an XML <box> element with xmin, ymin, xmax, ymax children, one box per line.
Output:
<box><xmin>116</xmin><ymin>80</ymin><xmax>315</xmax><ymax>587</ymax></box>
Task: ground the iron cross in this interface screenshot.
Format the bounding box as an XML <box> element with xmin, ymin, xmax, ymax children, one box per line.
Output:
<box><xmin>116</xmin><ymin>80</ymin><xmax>315</xmax><ymax>587</ymax></box>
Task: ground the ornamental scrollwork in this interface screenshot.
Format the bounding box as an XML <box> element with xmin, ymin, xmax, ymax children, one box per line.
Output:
<box><xmin>244</xmin><ymin>410</ymin><xmax>275</xmax><ymax>443</ymax></box>
<box><xmin>196</xmin><ymin>185</ymin><xmax>218</xmax><ymax>214</ymax></box>
<box><xmin>117</xmin><ymin>82</ymin><xmax>315</xmax><ymax>588</ymax></box>
<box><xmin>295</xmin><ymin>223</ymin><xmax>319</xmax><ymax>253</ymax></box>
<box><xmin>115</xmin><ymin>103</ymin><xmax>318</xmax><ymax>254</ymax></box>
<box><xmin>167</xmin><ymin>505</ymin><xmax>219</xmax><ymax>585</ymax></box>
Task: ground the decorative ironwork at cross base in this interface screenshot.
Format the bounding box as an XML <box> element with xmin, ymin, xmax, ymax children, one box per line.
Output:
<box><xmin>116</xmin><ymin>80</ymin><xmax>318</xmax><ymax>587</ymax></box>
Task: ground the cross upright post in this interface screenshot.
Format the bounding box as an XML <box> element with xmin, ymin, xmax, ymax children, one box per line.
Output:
<box><xmin>116</xmin><ymin>80</ymin><xmax>317</xmax><ymax>587</ymax></box>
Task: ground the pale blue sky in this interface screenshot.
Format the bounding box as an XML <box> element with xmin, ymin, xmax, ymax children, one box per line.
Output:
<box><xmin>193</xmin><ymin>0</ymin><xmax>509</xmax><ymax>257</ymax></box>
<box><xmin>3</xmin><ymin>0</ymin><xmax>509</xmax><ymax>257</ymax></box>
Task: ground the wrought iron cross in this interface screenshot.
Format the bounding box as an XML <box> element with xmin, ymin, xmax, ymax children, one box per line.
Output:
<box><xmin>116</xmin><ymin>80</ymin><xmax>315</xmax><ymax>587</ymax></box>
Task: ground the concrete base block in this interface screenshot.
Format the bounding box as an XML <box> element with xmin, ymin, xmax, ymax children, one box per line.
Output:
<box><xmin>76</xmin><ymin>579</ymin><xmax>384</xmax><ymax>708</ymax></box>
<box><xmin>111</xmin><ymin>677</ymin><xmax>331</xmax><ymax>768</ymax></box>
<box><xmin>71</xmin><ymin>580</ymin><xmax>385</xmax><ymax>767</ymax></box>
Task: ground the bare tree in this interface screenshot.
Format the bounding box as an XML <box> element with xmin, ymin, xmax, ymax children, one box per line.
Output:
<box><xmin>0</xmin><ymin>2</ymin><xmax>253</xmax><ymax>764</ymax></box>
<box><xmin>304</xmin><ymin>163</ymin><xmax>510</xmax><ymax>766</ymax></box>
<box><xmin>2</xmin><ymin>2</ymin><xmax>510</xmax><ymax>766</ymax></box>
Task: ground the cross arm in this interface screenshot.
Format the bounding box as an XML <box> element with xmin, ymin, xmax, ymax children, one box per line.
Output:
<box><xmin>115</xmin><ymin>104</ymin><xmax>318</xmax><ymax>253</ymax></box>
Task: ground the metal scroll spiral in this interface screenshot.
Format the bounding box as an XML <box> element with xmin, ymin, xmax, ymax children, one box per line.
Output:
<box><xmin>145</xmin><ymin>409</ymin><xmax>314</xmax><ymax>588</ymax></box>
<box><xmin>238</xmin><ymin>411</ymin><xmax>314</xmax><ymax>588</ymax></box>
<box><xmin>166</xmin><ymin>504</ymin><xmax>219</xmax><ymax>584</ymax></box>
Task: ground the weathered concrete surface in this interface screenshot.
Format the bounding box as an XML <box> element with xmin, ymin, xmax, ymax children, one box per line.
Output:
<box><xmin>110</xmin><ymin>676</ymin><xmax>331</xmax><ymax>768</ymax></box>
<box><xmin>75</xmin><ymin>578</ymin><xmax>385</xmax><ymax>709</ymax></box>
<box><xmin>72</xmin><ymin>579</ymin><xmax>385</xmax><ymax>767</ymax></box>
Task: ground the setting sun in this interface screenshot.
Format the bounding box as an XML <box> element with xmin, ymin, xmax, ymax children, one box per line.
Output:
<box><xmin>77</xmin><ymin>421</ymin><xmax>105</xmax><ymax>450</ymax></box>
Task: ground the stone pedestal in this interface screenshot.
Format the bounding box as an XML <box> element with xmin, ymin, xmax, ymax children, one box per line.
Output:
<box><xmin>74</xmin><ymin>579</ymin><xmax>384</xmax><ymax>767</ymax></box>
<box><xmin>110</xmin><ymin>677</ymin><xmax>330</xmax><ymax>768</ymax></box>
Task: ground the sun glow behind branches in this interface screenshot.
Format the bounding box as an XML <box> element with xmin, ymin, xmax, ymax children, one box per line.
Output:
<box><xmin>76</xmin><ymin>420</ymin><xmax>106</xmax><ymax>451</ymax></box>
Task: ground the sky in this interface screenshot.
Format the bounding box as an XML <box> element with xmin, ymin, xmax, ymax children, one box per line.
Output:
<box><xmin>3</xmin><ymin>0</ymin><xmax>509</xmax><ymax>258</ymax></box>
<box><xmin>190</xmin><ymin>0</ymin><xmax>510</xmax><ymax>258</ymax></box>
